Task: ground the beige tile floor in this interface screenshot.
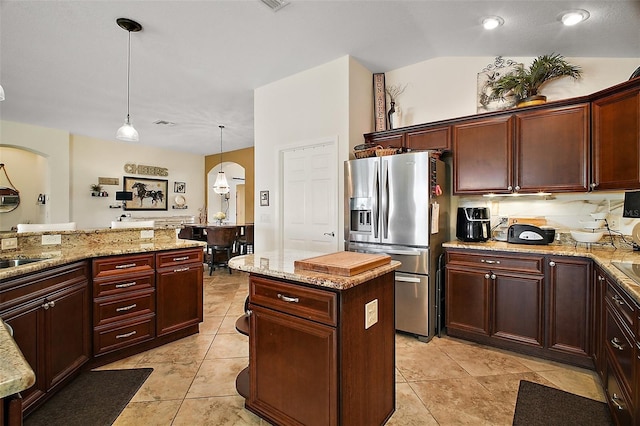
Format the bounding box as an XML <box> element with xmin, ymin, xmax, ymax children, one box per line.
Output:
<box><xmin>104</xmin><ymin>269</ymin><xmax>605</xmax><ymax>425</ymax></box>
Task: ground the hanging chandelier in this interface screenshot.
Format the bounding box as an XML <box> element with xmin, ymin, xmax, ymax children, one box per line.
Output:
<box><xmin>0</xmin><ymin>84</ymin><xmax>5</xmax><ymax>101</ymax></box>
<box><xmin>213</xmin><ymin>125</ymin><xmax>230</xmax><ymax>194</ymax></box>
<box><xmin>116</xmin><ymin>18</ymin><xmax>142</xmax><ymax>141</ymax></box>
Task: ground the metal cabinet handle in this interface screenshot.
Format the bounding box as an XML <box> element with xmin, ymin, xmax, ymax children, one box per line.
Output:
<box><xmin>115</xmin><ymin>330</ymin><xmax>137</xmax><ymax>339</ymax></box>
<box><xmin>115</xmin><ymin>263</ymin><xmax>137</xmax><ymax>269</ymax></box>
<box><xmin>611</xmin><ymin>294</ymin><xmax>625</xmax><ymax>305</ymax></box>
<box><xmin>590</xmin><ymin>182</ymin><xmax>598</xmax><ymax>189</ymax></box>
<box><xmin>610</xmin><ymin>337</ymin><xmax>625</xmax><ymax>351</ymax></box>
<box><xmin>490</xmin><ymin>274</ymin><xmax>496</xmax><ymax>280</ymax></box>
<box><xmin>277</xmin><ymin>293</ymin><xmax>299</xmax><ymax>303</ymax></box>
<box><xmin>116</xmin><ymin>303</ymin><xmax>137</xmax><ymax>312</ymax></box>
<box><xmin>549</xmin><ymin>261</ymin><xmax>556</xmax><ymax>267</ymax></box>
<box><xmin>611</xmin><ymin>393</ymin><xmax>625</xmax><ymax>410</ymax></box>
<box><xmin>174</xmin><ymin>267</ymin><xmax>189</xmax><ymax>273</ymax></box>
<box><xmin>480</xmin><ymin>259</ymin><xmax>500</xmax><ymax>264</ymax></box>
<box><xmin>115</xmin><ymin>281</ymin><xmax>137</xmax><ymax>288</ymax></box>
<box><xmin>598</xmin><ymin>276</ymin><xmax>605</xmax><ymax>282</ymax></box>
<box><xmin>173</xmin><ymin>256</ymin><xmax>189</xmax><ymax>261</ymax></box>
<box><xmin>514</xmin><ymin>185</ymin><xmax>521</xmax><ymax>191</ymax></box>
<box><xmin>484</xmin><ymin>273</ymin><xmax>490</xmax><ymax>279</ymax></box>
<box><xmin>507</xmin><ymin>185</ymin><xmax>513</xmax><ymax>191</ymax></box>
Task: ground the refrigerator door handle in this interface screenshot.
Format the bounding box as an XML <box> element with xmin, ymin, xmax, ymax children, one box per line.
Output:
<box><xmin>373</xmin><ymin>162</ymin><xmax>379</xmax><ymax>238</ymax></box>
<box><xmin>382</xmin><ymin>159</ymin><xmax>389</xmax><ymax>239</ymax></box>
<box><xmin>356</xmin><ymin>247</ymin><xmax>421</xmax><ymax>256</ymax></box>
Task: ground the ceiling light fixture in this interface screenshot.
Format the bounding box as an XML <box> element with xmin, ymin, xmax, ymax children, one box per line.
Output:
<box><xmin>116</xmin><ymin>18</ymin><xmax>142</xmax><ymax>142</ymax></box>
<box><xmin>560</xmin><ymin>9</ymin><xmax>590</xmax><ymax>26</ymax></box>
<box><xmin>482</xmin><ymin>16</ymin><xmax>504</xmax><ymax>30</ymax></box>
<box><xmin>260</xmin><ymin>0</ymin><xmax>289</xmax><ymax>12</ymax></box>
<box><xmin>0</xmin><ymin>84</ymin><xmax>5</xmax><ymax>101</ymax></box>
<box><xmin>213</xmin><ymin>125</ymin><xmax>230</xmax><ymax>195</ymax></box>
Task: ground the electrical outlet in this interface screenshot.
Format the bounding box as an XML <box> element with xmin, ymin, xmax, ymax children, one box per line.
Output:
<box><xmin>41</xmin><ymin>234</ymin><xmax>61</xmax><ymax>245</ymax></box>
<box><xmin>365</xmin><ymin>299</ymin><xmax>378</xmax><ymax>329</ymax></box>
<box><xmin>1</xmin><ymin>238</ymin><xmax>18</xmax><ymax>250</ymax></box>
<box><xmin>140</xmin><ymin>229</ymin><xmax>154</xmax><ymax>239</ymax></box>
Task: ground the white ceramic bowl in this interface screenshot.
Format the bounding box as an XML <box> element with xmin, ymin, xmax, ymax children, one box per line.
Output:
<box><xmin>590</xmin><ymin>212</ymin><xmax>608</xmax><ymax>220</ymax></box>
<box><xmin>580</xmin><ymin>220</ymin><xmax>604</xmax><ymax>229</ymax></box>
<box><xmin>570</xmin><ymin>230</ymin><xmax>604</xmax><ymax>243</ymax></box>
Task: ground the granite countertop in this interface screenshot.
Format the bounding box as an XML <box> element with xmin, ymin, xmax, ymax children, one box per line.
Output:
<box><xmin>443</xmin><ymin>240</ymin><xmax>640</xmax><ymax>305</ymax></box>
<box><xmin>0</xmin><ymin>319</ymin><xmax>35</xmax><ymax>398</ymax></box>
<box><xmin>228</xmin><ymin>250</ymin><xmax>401</xmax><ymax>291</ymax></box>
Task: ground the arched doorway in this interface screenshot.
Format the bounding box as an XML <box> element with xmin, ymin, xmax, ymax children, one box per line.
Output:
<box><xmin>207</xmin><ymin>161</ymin><xmax>246</xmax><ymax>224</ymax></box>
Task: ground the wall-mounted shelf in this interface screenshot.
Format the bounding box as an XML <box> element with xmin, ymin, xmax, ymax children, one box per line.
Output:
<box><xmin>172</xmin><ymin>205</ymin><xmax>188</xmax><ymax>209</ymax></box>
<box><xmin>91</xmin><ymin>192</ymin><xmax>109</xmax><ymax>197</ymax></box>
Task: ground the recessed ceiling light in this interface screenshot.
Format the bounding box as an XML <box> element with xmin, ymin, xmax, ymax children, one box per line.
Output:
<box><xmin>560</xmin><ymin>9</ymin><xmax>590</xmax><ymax>26</ymax></box>
<box><xmin>482</xmin><ymin>16</ymin><xmax>504</xmax><ymax>30</ymax></box>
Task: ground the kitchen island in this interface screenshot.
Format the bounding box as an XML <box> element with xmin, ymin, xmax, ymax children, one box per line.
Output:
<box><xmin>229</xmin><ymin>250</ymin><xmax>400</xmax><ymax>426</ymax></box>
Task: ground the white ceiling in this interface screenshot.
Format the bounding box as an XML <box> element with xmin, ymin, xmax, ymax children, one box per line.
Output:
<box><xmin>1</xmin><ymin>1</ymin><xmax>639</xmax><ymax>156</ymax></box>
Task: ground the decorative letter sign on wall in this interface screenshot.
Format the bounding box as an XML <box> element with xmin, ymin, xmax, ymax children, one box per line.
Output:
<box><xmin>124</xmin><ymin>163</ymin><xmax>169</xmax><ymax>177</ymax></box>
<box><xmin>373</xmin><ymin>73</ymin><xmax>387</xmax><ymax>132</ymax></box>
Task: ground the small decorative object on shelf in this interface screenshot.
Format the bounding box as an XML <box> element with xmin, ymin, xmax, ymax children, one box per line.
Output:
<box><xmin>90</xmin><ymin>183</ymin><xmax>102</xmax><ymax>196</ymax></box>
<box><xmin>213</xmin><ymin>211</ymin><xmax>226</xmax><ymax>225</ymax></box>
<box><xmin>385</xmin><ymin>83</ymin><xmax>407</xmax><ymax>130</ymax></box>
<box><xmin>488</xmin><ymin>53</ymin><xmax>582</xmax><ymax>108</ymax></box>
<box><xmin>477</xmin><ymin>56</ymin><xmax>521</xmax><ymax>113</ymax></box>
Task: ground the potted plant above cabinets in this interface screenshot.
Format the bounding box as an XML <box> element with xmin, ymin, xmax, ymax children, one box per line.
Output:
<box><xmin>489</xmin><ymin>54</ymin><xmax>582</xmax><ymax>107</ymax></box>
<box><xmin>90</xmin><ymin>184</ymin><xmax>107</xmax><ymax>197</ymax></box>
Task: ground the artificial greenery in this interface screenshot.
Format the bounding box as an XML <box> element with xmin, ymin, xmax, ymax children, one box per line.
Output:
<box><xmin>489</xmin><ymin>54</ymin><xmax>582</xmax><ymax>103</ymax></box>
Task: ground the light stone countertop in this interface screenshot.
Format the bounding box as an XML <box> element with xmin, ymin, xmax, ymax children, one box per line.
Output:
<box><xmin>443</xmin><ymin>240</ymin><xmax>640</xmax><ymax>305</ymax></box>
<box><xmin>0</xmin><ymin>319</ymin><xmax>35</xmax><ymax>398</ymax></box>
<box><xmin>228</xmin><ymin>250</ymin><xmax>401</xmax><ymax>291</ymax></box>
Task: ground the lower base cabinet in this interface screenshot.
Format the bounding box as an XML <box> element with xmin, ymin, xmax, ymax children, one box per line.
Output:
<box><xmin>243</xmin><ymin>272</ymin><xmax>395</xmax><ymax>426</ymax></box>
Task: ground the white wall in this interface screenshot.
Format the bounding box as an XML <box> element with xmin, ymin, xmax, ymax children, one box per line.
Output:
<box><xmin>254</xmin><ymin>55</ymin><xmax>372</xmax><ymax>251</ymax></box>
<box><xmin>70</xmin><ymin>134</ymin><xmax>204</xmax><ymax>229</ymax></box>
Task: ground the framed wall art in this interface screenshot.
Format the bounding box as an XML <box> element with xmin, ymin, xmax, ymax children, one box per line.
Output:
<box><xmin>174</xmin><ymin>181</ymin><xmax>186</xmax><ymax>193</ymax></box>
<box><xmin>477</xmin><ymin>56</ymin><xmax>521</xmax><ymax>113</ymax></box>
<box><xmin>260</xmin><ymin>190</ymin><xmax>269</xmax><ymax>207</ymax></box>
<box><xmin>123</xmin><ymin>176</ymin><xmax>168</xmax><ymax>211</ymax></box>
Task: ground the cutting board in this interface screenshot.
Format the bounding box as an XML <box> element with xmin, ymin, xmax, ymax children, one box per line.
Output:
<box><xmin>508</xmin><ymin>217</ymin><xmax>547</xmax><ymax>227</ymax></box>
<box><xmin>294</xmin><ymin>252</ymin><xmax>391</xmax><ymax>277</ymax></box>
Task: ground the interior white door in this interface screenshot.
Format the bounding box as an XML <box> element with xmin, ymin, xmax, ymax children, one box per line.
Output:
<box><xmin>282</xmin><ymin>142</ymin><xmax>337</xmax><ymax>253</ymax></box>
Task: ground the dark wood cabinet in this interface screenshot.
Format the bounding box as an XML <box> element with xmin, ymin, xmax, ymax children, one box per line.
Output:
<box><xmin>592</xmin><ymin>266</ymin><xmax>608</xmax><ymax>378</ymax></box>
<box><xmin>515</xmin><ymin>104</ymin><xmax>590</xmax><ymax>192</ymax></box>
<box><xmin>546</xmin><ymin>256</ymin><xmax>592</xmax><ymax>366</ymax></box>
<box><xmin>445</xmin><ymin>266</ymin><xmax>490</xmax><ymax>336</ymax></box>
<box><xmin>0</xmin><ymin>262</ymin><xmax>90</xmax><ymax>414</ymax></box>
<box><xmin>363</xmin><ymin>132</ymin><xmax>404</xmax><ymax>149</ymax></box>
<box><xmin>405</xmin><ymin>125</ymin><xmax>451</xmax><ymax>151</ymax></box>
<box><xmin>245</xmin><ymin>272</ymin><xmax>395</xmax><ymax>426</ymax></box>
<box><xmin>592</xmin><ymin>85</ymin><xmax>640</xmax><ymax>190</ymax></box>
<box><xmin>156</xmin><ymin>248</ymin><xmax>203</xmax><ymax>337</ymax></box>
<box><xmin>453</xmin><ymin>104</ymin><xmax>589</xmax><ymax>194</ymax></box>
<box><xmin>453</xmin><ymin>116</ymin><xmax>513</xmax><ymax>194</ymax></box>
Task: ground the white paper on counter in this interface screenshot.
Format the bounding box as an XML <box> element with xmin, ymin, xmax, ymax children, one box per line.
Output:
<box><xmin>431</xmin><ymin>202</ymin><xmax>439</xmax><ymax>234</ymax></box>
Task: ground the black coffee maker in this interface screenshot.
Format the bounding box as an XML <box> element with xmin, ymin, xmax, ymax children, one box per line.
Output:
<box><xmin>456</xmin><ymin>207</ymin><xmax>491</xmax><ymax>242</ymax></box>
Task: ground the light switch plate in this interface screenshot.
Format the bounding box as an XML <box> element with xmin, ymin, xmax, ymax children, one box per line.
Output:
<box><xmin>41</xmin><ymin>234</ymin><xmax>62</xmax><ymax>245</ymax></box>
<box><xmin>365</xmin><ymin>299</ymin><xmax>378</xmax><ymax>329</ymax></box>
<box><xmin>1</xmin><ymin>238</ymin><xmax>18</xmax><ymax>250</ymax></box>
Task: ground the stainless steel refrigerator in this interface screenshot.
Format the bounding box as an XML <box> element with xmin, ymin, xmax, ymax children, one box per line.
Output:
<box><xmin>344</xmin><ymin>151</ymin><xmax>449</xmax><ymax>342</ymax></box>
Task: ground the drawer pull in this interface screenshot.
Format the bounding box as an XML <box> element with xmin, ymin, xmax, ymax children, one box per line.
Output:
<box><xmin>549</xmin><ymin>261</ymin><xmax>556</xmax><ymax>267</ymax></box>
<box><xmin>480</xmin><ymin>259</ymin><xmax>500</xmax><ymax>264</ymax></box>
<box><xmin>490</xmin><ymin>274</ymin><xmax>496</xmax><ymax>280</ymax></box>
<box><xmin>277</xmin><ymin>293</ymin><xmax>299</xmax><ymax>303</ymax></box>
<box><xmin>116</xmin><ymin>330</ymin><xmax>137</xmax><ymax>339</ymax></box>
<box><xmin>174</xmin><ymin>267</ymin><xmax>189</xmax><ymax>273</ymax></box>
<box><xmin>611</xmin><ymin>393</ymin><xmax>625</xmax><ymax>411</ymax></box>
<box><xmin>41</xmin><ymin>301</ymin><xmax>55</xmax><ymax>310</ymax></box>
<box><xmin>116</xmin><ymin>303</ymin><xmax>137</xmax><ymax>312</ymax></box>
<box><xmin>485</xmin><ymin>274</ymin><xmax>490</xmax><ymax>279</ymax></box>
<box><xmin>115</xmin><ymin>263</ymin><xmax>137</xmax><ymax>269</ymax></box>
<box><xmin>115</xmin><ymin>281</ymin><xmax>137</xmax><ymax>289</ymax></box>
<box><xmin>611</xmin><ymin>294</ymin><xmax>625</xmax><ymax>305</ymax></box>
<box><xmin>173</xmin><ymin>256</ymin><xmax>189</xmax><ymax>261</ymax></box>
<box><xmin>610</xmin><ymin>337</ymin><xmax>625</xmax><ymax>351</ymax></box>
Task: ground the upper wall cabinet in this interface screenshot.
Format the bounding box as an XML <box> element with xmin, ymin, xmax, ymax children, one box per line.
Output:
<box><xmin>363</xmin><ymin>123</ymin><xmax>451</xmax><ymax>152</ymax></box>
<box><xmin>591</xmin><ymin>84</ymin><xmax>640</xmax><ymax>191</ymax></box>
<box><xmin>453</xmin><ymin>104</ymin><xmax>590</xmax><ymax>195</ymax></box>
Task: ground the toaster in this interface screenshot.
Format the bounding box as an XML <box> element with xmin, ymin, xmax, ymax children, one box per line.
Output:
<box><xmin>507</xmin><ymin>224</ymin><xmax>556</xmax><ymax>245</ymax></box>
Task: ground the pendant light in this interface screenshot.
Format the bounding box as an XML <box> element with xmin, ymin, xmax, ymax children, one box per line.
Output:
<box><xmin>213</xmin><ymin>125</ymin><xmax>230</xmax><ymax>195</ymax></box>
<box><xmin>116</xmin><ymin>18</ymin><xmax>142</xmax><ymax>141</ymax></box>
<box><xmin>0</xmin><ymin>84</ymin><xmax>5</xmax><ymax>101</ymax></box>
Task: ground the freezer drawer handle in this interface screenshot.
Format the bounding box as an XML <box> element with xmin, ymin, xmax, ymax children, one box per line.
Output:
<box><xmin>396</xmin><ymin>276</ymin><xmax>422</xmax><ymax>283</ymax></box>
<box><xmin>277</xmin><ymin>293</ymin><xmax>299</xmax><ymax>303</ymax></box>
<box><xmin>358</xmin><ymin>248</ymin><xmax>420</xmax><ymax>256</ymax></box>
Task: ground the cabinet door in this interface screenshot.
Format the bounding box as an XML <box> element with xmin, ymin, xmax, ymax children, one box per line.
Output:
<box><xmin>453</xmin><ymin>116</ymin><xmax>513</xmax><ymax>194</ymax></box>
<box><xmin>364</xmin><ymin>132</ymin><xmax>404</xmax><ymax>149</ymax></box>
<box><xmin>45</xmin><ymin>282</ymin><xmax>91</xmax><ymax>390</ymax></box>
<box><xmin>546</xmin><ymin>257</ymin><xmax>591</xmax><ymax>358</ymax></box>
<box><xmin>515</xmin><ymin>104</ymin><xmax>589</xmax><ymax>192</ymax></box>
<box><xmin>156</xmin><ymin>263</ymin><xmax>203</xmax><ymax>336</ymax></box>
<box><xmin>491</xmin><ymin>272</ymin><xmax>544</xmax><ymax>347</ymax></box>
<box><xmin>249</xmin><ymin>305</ymin><xmax>337</xmax><ymax>426</ymax></box>
<box><xmin>405</xmin><ymin>126</ymin><xmax>450</xmax><ymax>151</ymax></box>
<box><xmin>592</xmin><ymin>86</ymin><xmax>640</xmax><ymax>190</ymax></box>
<box><xmin>445</xmin><ymin>266</ymin><xmax>490</xmax><ymax>336</ymax></box>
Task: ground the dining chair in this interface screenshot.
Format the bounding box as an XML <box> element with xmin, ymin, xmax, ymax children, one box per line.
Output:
<box><xmin>237</xmin><ymin>224</ymin><xmax>254</xmax><ymax>255</ymax></box>
<box><xmin>206</xmin><ymin>226</ymin><xmax>238</xmax><ymax>275</ymax></box>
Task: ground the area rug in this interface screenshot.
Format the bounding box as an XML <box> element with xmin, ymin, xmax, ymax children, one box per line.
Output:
<box><xmin>512</xmin><ymin>380</ymin><xmax>613</xmax><ymax>426</ymax></box>
<box><xmin>25</xmin><ymin>368</ymin><xmax>153</xmax><ymax>426</ymax></box>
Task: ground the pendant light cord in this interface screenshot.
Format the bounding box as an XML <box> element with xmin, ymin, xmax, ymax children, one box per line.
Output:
<box><xmin>126</xmin><ymin>30</ymin><xmax>131</xmax><ymax>120</ymax></box>
<box><xmin>219</xmin><ymin>125</ymin><xmax>224</xmax><ymax>171</ymax></box>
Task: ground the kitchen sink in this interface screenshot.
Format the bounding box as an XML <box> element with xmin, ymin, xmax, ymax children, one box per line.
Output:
<box><xmin>0</xmin><ymin>258</ymin><xmax>47</xmax><ymax>269</ymax></box>
<box><xmin>611</xmin><ymin>261</ymin><xmax>640</xmax><ymax>286</ymax></box>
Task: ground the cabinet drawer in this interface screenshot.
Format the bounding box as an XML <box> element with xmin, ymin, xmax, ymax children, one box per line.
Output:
<box><xmin>605</xmin><ymin>281</ymin><xmax>635</xmax><ymax>332</ymax></box>
<box><xmin>605</xmin><ymin>357</ymin><xmax>634</xmax><ymax>426</ymax></box>
<box><xmin>92</xmin><ymin>254</ymin><xmax>154</xmax><ymax>279</ymax></box>
<box><xmin>250</xmin><ymin>276</ymin><xmax>337</xmax><ymax>327</ymax></box>
<box><xmin>446</xmin><ymin>251</ymin><xmax>544</xmax><ymax>274</ymax></box>
<box><xmin>604</xmin><ymin>307</ymin><xmax>634</xmax><ymax>397</ymax></box>
<box><xmin>93</xmin><ymin>314</ymin><xmax>155</xmax><ymax>355</ymax></box>
<box><xmin>94</xmin><ymin>289</ymin><xmax>155</xmax><ymax>327</ymax></box>
<box><xmin>156</xmin><ymin>249</ymin><xmax>203</xmax><ymax>269</ymax></box>
<box><xmin>93</xmin><ymin>272</ymin><xmax>154</xmax><ymax>298</ymax></box>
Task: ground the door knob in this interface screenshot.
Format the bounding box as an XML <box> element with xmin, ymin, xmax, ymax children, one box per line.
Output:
<box><xmin>324</xmin><ymin>232</ymin><xmax>335</xmax><ymax>237</ymax></box>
